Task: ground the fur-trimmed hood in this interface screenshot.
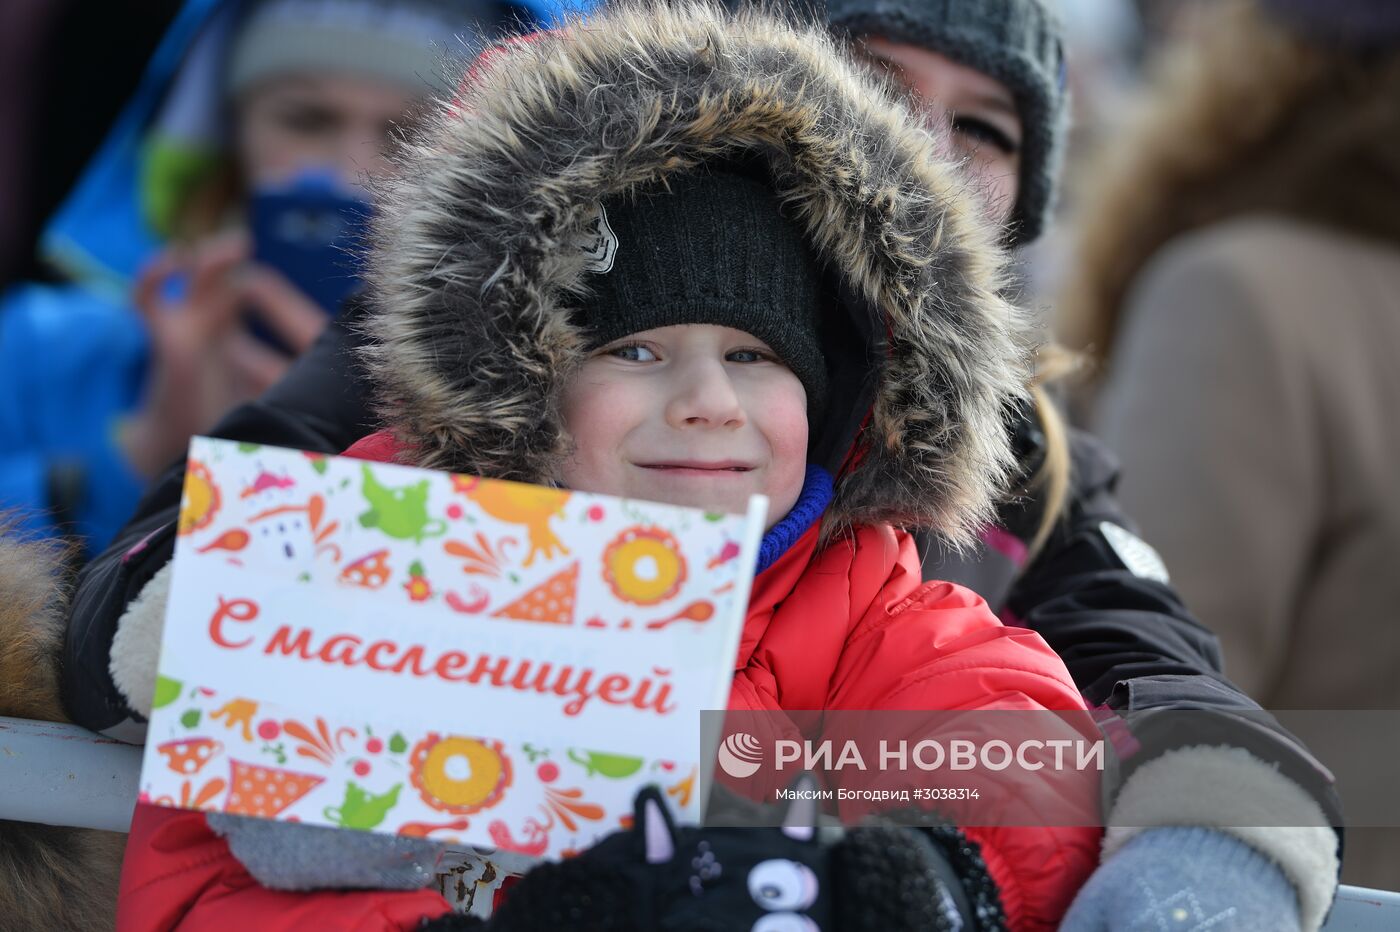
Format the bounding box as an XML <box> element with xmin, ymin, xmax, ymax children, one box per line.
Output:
<box><xmin>0</xmin><ymin>531</ymin><xmax>69</xmax><ymax>722</ymax></box>
<box><xmin>363</xmin><ymin>1</ymin><xmax>1030</xmax><ymax>544</ymax></box>
<box><xmin>0</xmin><ymin>531</ymin><xmax>126</xmax><ymax>932</ymax></box>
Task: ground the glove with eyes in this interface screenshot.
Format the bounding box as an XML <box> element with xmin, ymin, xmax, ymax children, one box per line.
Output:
<box><xmin>421</xmin><ymin>781</ymin><xmax>998</xmax><ymax>931</ymax></box>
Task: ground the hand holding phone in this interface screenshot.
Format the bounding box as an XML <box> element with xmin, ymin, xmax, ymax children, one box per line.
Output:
<box><xmin>248</xmin><ymin>170</ymin><xmax>372</xmax><ymax>350</ymax></box>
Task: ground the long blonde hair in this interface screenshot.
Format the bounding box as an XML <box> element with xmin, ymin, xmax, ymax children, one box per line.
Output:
<box><xmin>1026</xmin><ymin>344</ymin><xmax>1077</xmax><ymax>561</ymax></box>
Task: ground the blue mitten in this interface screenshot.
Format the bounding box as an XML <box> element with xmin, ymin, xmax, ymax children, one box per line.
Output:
<box><xmin>1060</xmin><ymin>827</ymin><xmax>1301</xmax><ymax>932</ymax></box>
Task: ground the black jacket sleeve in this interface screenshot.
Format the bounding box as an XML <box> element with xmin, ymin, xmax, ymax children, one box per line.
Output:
<box><xmin>61</xmin><ymin>308</ymin><xmax>379</xmax><ymax>733</ymax></box>
<box><xmin>1005</xmin><ymin>425</ymin><xmax>1229</xmax><ymax>703</ymax></box>
<box><xmin>991</xmin><ymin>419</ymin><xmax>1343</xmax><ymax>829</ymax></box>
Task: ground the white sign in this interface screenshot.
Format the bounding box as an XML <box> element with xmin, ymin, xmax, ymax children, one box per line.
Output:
<box><xmin>138</xmin><ymin>437</ymin><xmax>765</xmax><ymax>857</ymax></box>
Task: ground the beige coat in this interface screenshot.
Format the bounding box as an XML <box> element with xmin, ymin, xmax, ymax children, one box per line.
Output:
<box><xmin>1094</xmin><ymin>214</ymin><xmax>1400</xmax><ymax>887</ymax></box>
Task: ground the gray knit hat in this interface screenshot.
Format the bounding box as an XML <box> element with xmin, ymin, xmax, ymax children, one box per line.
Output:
<box><xmin>226</xmin><ymin>0</ymin><xmax>489</xmax><ymax>98</ymax></box>
<box><xmin>825</xmin><ymin>0</ymin><xmax>1067</xmax><ymax>245</ymax></box>
<box><xmin>577</xmin><ymin>168</ymin><xmax>831</xmax><ymax>419</ymax></box>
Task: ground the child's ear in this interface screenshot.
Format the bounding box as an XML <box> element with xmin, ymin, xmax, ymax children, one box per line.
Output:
<box><xmin>633</xmin><ymin>785</ymin><xmax>677</xmax><ymax>864</ymax></box>
<box><xmin>780</xmin><ymin>772</ymin><xmax>819</xmax><ymax>843</ymax></box>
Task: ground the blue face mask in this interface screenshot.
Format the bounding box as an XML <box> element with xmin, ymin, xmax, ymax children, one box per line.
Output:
<box><xmin>245</xmin><ymin>168</ymin><xmax>373</xmax><ymax>351</ymax></box>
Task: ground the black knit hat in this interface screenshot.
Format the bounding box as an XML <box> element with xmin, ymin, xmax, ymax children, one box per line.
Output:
<box><xmin>576</xmin><ymin>168</ymin><xmax>831</xmax><ymax>418</ymax></box>
<box><xmin>824</xmin><ymin>0</ymin><xmax>1067</xmax><ymax>245</ymax></box>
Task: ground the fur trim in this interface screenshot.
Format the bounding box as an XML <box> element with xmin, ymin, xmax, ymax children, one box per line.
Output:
<box><xmin>0</xmin><ymin>530</ymin><xmax>126</xmax><ymax>931</ymax></box>
<box><xmin>109</xmin><ymin>562</ymin><xmax>173</xmax><ymax>720</ymax></box>
<box><xmin>364</xmin><ymin>1</ymin><xmax>1029</xmax><ymax>546</ymax></box>
<box><xmin>1103</xmin><ymin>745</ymin><xmax>1338</xmax><ymax>932</ymax></box>
<box><xmin>0</xmin><ymin>823</ymin><xmax>125</xmax><ymax>932</ymax></box>
<box><xmin>0</xmin><ymin>529</ymin><xmax>69</xmax><ymax>722</ymax></box>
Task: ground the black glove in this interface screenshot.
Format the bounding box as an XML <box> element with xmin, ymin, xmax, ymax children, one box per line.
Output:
<box><xmin>417</xmin><ymin>783</ymin><xmax>987</xmax><ymax>931</ymax></box>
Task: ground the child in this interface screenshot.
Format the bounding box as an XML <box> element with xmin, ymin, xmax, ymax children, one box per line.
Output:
<box><xmin>115</xmin><ymin>3</ymin><xmax>1102</xmax><ymax>928</ymax></box>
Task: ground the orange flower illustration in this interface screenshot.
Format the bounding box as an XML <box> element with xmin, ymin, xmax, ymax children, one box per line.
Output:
<box><xmin>602</xmin><ymin>526</ymin><xmax>687</xmax><ymax>606</ymax></box>
<box><xmin>409</xmin><ymin>734</ymin><xmax>512</xmax><ymax>815</ymax></box>
<box><xmin>404</xmin><ymin>560</ymin><xmax>433</xmax><ymax>601</ymax></box>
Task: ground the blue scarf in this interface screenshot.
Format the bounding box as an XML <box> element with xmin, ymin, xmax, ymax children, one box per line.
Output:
<box><xmin>754</xmin><ymin>465</ymin><xmax>834</xmax><ymax>575</ymax></box>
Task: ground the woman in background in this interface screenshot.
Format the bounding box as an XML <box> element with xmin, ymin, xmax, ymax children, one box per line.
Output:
<box><xmin>1064</xmin><ymin>0</ymin><xmax>1400</xmax><ymax>889</ymax></box>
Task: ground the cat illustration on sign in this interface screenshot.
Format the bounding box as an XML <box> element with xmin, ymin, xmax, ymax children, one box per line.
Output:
<box><xmin>359</xmin><ymin>466</ymin><xmax>447</xmax><ymax>543</ymax></box>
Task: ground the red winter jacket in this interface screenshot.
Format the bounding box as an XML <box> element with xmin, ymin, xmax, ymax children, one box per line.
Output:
<box><xmin>117</xmin><ymin>435</ymin><xmax>1099</xmax><ymax>932</ymax></box>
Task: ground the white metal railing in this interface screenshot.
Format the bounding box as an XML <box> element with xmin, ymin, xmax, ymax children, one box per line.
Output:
<box><xmin>0</xmin><ymin>716</ymin><xmax>142</xmax><ymax>832</ymax></box>
<box><xmin>1325</xmin><ymin>887</ymin><xmax>1400</xmax><ymax>931</ymax></box>
<box><xmin>1</xmin><ymin>715</ymin><xmax>1397</xmax><ymax>928</ymax></box>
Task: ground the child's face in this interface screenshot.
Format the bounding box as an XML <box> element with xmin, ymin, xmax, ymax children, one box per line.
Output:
<box><xmin>235</xmin><ymin>73</ymin><xmax>419</xmax><ymax>189</ymax></box>
<box><xmin>560</xmin><ymin>325</ymin><xmax>809</xmax><ymax>528</ymax></box>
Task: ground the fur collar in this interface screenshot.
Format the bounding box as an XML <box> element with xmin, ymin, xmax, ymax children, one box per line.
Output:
<box><xmin>362</xmin><ymin>1</ymin><xmax>1029</xmax><ymax>546</ymax></box>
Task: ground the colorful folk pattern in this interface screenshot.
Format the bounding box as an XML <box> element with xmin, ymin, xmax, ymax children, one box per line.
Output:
<box><xmin>603</xmin><ymin>526</ymin><xmax>687</xmax><ymax>605</ymax></box>
<box><xmin>451</xmin><ymin>478</ymin><xmax>571</xmax><ymax>567</ymax></box>
<box><xmin>491</xmin><ymin>562</ymin><xmax>578</xmax><ymax>624</ymax></box>
<box><xmin>156</xmin><ymin>738</ymin><xmax>222</xmax><ymax>775</ymax></box>
<box><xmin>140</xmin><ymin>685</ymin><xmax>701</xmax><ymax>857</ymax></box>
<box><xmin>165</xmin><ymin>439</ymin><xmax>743</xmax><ymax>623</ymax></box>
<box><xmin>410</xmin><ymin>735</ymin><xmax>512</xmax><ymax>814</ymax></box>
<box><xmin>340</xmin><ymin>549</ymin><xmax>392</xmax><ymax>588</ymax></box>
<box><xmin>178</xmin><ymin>460</ymin><xmax>220</xmax><ymax>536</ymax></box>
<box><xmin>225</xmin><ymin>760</ymin><xmax>326</xmax><ymax>818</ymax></box>
<box><xmin>142</xmin><ymin>437</ymin><xmax>761</xmax><ymax>858</ymax></box>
